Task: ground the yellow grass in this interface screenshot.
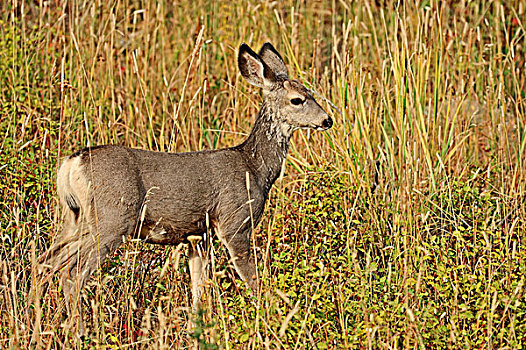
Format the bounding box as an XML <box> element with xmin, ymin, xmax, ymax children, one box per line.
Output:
<box><xmin>0</xmin><ymin>0</ymin><xmax>525</xmax><ymax>348</ymax></box>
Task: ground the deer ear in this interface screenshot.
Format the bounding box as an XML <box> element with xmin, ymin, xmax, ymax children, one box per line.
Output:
<box><xmin>238</xmin><ymin>43</ymin><xmax>277</xmax><ymax>88</ymax></box>
<box><xmin>258</xmin><ymin>42</ymin><xmax>288</xmax><ymax>80</ymax></box>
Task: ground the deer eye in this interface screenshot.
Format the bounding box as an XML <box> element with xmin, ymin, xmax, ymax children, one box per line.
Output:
<box><xmin>291</xmin><ymin>98</ymin><xmax>304</xmax><ymax>106</ymax></box>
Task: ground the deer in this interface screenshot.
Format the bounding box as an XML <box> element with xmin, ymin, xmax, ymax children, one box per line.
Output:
<box><xmin>39</xmin><ymin>42</ymin><xmax>333</xmax><ymax>331</ymax></box>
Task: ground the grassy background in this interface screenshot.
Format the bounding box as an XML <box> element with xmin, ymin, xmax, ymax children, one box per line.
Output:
<box><xmin>1</xmin><ymin>0</ymin><xmax>525</xmax><ymax>348</ymax></box>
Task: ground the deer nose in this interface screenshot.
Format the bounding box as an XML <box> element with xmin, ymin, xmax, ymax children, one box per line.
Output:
<box><xmin>322</xmin><ymin>117</ymin><xmax>333</xmax><ymax>129</ymax></box>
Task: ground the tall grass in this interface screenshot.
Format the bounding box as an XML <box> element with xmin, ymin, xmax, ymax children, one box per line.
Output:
<box><xmin>1</xmin><ymin>0</ymin><xmax>525</xmax><ymax>348</ymax></box>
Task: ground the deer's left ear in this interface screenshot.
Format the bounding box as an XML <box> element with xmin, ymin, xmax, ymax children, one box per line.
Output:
<box><xmin>238</xmin><ymin>43</ymin><xmax>277</xmax><ymax>89</ymax></box>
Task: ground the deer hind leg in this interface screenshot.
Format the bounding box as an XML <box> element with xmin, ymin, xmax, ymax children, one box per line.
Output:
<box><xmin>58</xmin><ymin>218</ymin><xmax>136</xmax><ymax>333</ymax></box>
<box><xmin>48</xmin><ymin>191</ymin><xmax>140</xmax><ymax>333</ymax></box>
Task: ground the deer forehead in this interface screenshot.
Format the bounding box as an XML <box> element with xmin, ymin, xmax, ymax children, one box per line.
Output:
<box><xmin>283</xmin><ymin>80</ymin><xmax>309</xmax><ymax>99</ymax></box>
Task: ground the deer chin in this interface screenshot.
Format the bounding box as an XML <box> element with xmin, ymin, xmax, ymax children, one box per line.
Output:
<box><xmin>282</xmin><ymin>123</ymin><xmax>324</xmax><ymax>135</ymax></box>
<box><xmin>294</xmin><ymin>124</ymin><xmax>328</xmax><ymax>131</ymax></box>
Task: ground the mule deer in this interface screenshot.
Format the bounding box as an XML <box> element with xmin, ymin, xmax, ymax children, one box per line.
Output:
<box><xmin>39</xmin><ymin>42</ymin><xmax>332</xmax><ymax>328</ymax></box>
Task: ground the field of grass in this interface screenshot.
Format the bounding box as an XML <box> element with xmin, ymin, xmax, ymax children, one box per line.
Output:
<box><xmin>1</xmin><ymin>0</ymin><xmax>525</xmax><ymax>348</ymax></box>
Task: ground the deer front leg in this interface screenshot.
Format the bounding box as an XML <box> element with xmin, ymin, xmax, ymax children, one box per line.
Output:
<box><xmin>217</xmin><ymin>225</ymin><xmax>258</xmax><ymax>292</ymax></box>
<box><xmin>187</xmin><ymin>236</ymin><xmax>208</xmax><ymax>312</ymax></box>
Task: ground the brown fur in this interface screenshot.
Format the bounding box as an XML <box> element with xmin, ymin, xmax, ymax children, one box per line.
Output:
<box><xmin>39</xmin><ymin>42</ymin><xmax>333</xmax><ymax>331</ymax></box>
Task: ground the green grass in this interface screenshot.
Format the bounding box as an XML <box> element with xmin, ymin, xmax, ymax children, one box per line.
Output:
<box><xmin>1</xmin><ymin>0</ymin><xmax>525</xmax><ymax>348</ymax></box>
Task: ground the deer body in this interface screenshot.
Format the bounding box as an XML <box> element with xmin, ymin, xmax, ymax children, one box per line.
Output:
<box><xmin>40</xmin><ymin>42</ymin><xmax>332</xmax><ymax>328</ymax></box>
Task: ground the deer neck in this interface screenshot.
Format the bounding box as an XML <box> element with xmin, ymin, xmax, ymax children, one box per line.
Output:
<box><xmin>239</xmin><ymin>101</ymin><xmax>293</xmax><ymax>189</ymax></box>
